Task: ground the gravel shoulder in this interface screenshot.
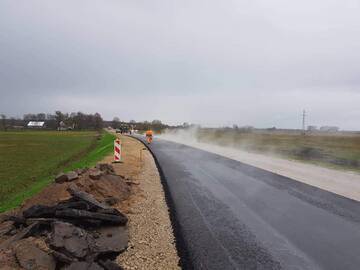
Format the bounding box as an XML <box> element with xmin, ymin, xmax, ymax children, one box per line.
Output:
<box><xmin>103</xmin><ymin>135</ymin><xmax>180</xmax><ymax>270</ymax></box>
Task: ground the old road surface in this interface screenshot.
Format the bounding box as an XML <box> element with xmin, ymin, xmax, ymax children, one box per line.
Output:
<box><xmin>134</xmin><ymin>136</ymin><xmax>360</xmax><ymax>270</ymax></box>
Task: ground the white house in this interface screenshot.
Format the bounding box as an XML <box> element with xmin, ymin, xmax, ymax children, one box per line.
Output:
<box><xmin>27</xmin><ymin>121</ymin><xmax>45</xmax><ymax>128</ymax></box>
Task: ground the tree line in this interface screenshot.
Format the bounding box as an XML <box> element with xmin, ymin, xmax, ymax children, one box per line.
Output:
<box><xmin>107</xmin><ymin>118</ymin><xmax>169</xmax><ymax>133</ymax></box>
<box><xmin>0</xmin><ymin>111</ymin><xmax>103</xmax><ymax>131</ymax></box>
<box><xmin>0</xmin><ymin>112</ymin><xmax>171</xmax><ymax>132</ymax></box>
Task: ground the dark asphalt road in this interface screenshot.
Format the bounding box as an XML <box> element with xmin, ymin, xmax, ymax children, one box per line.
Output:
<box><xmin>135</xmin><ymin>136</ymin><xmax>360</xmax><ymax>270</ymax></box>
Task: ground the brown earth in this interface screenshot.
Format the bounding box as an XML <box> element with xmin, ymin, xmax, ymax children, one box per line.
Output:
<box><xmin>19</xmin><ymin>172</ymin><xmax>131</xmax><ymax>213</ymax></box>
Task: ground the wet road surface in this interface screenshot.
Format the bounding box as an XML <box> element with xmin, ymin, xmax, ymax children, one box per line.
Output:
<box><xmin>135</xmin><ymin>136</ymin><xmax>360</xmax><ymax>270</ymax></box>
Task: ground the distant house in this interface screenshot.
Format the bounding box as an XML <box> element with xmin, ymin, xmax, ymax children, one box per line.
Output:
<box><xmin>27</xmin><ymin>121</ymin><xmax>45</xmax><ymax>128</ymax></box>
<box><xmin>58</xmin><ymin>121</ymin><xmax>74</xmax><ymax>131</ymax></box>
<box><xmin>320</xmin><ymin>126</ymin><xmax>339</xmax><ymax>132</ymax></box>
<box><xmin>307</xmin><ymin>125</ymin><xmax>318</xmax><ymax>132</ymax></box>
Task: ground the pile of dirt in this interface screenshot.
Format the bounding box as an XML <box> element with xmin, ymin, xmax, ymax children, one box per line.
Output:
<box><xmin>19</xmin><ymin>163</ymin><xmax>131</xmax><ymax>213</ymax></box>
<box><xmin>0</xmin><ymin>164</ymin><xmax>131</xmax><ymax>270</ymax></box>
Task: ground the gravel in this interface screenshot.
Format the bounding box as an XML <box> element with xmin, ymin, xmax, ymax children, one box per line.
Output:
<box><xmin>107</xmin><ymin>135</ymin><xmax>180</xmax><ymax>270</ymax></box>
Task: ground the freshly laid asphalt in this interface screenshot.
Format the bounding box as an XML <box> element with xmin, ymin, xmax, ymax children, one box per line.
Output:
<box><xmin>134</xmin><ymin>136</ymin><xmax>360</xmax><ymax>270</ymax></box>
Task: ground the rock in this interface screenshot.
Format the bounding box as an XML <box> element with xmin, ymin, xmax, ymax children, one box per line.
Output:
<box><xmin>96</xmin><ymin>163</ymin><xmax>115</xmax><ymax>174</ymax></box>
<box><xmin>98</xmin><ymin>259</ymin><xmax>123</xmax><ymax>270</ymax></box>
<box><xmin>55</xmin><ymin>209</ymin><xmax>127</xmax><ymax>226</ymax></box>
<box><xmin>8</xmin><ymin>227</ymin><xmax>18</xmax><ymax>236</ymax></box>
<box><xmin>32</xmin><ymin>237</ymin><xmax>51</xmax><ymax>253</ymax></box>
<box><xmin>50</xmin><ymin>222</ymin><xmax>94</xmax><ymax>259</ymax></box>
<box><xmin>56</xmin><ymin>200</ymin><xmax>91</xmax><ymax>211</ymax></box>
<box><xmin>0</xmin><ymin>221</ymin><xmax>14</xmax><ymax>236</ymax></box>
<box><xmin>64</xmin><ymin>261</ymin><xmax>103</xmax><ymax>270</ymax></box>
<box><xmin>55</xmin><ymin>171</ymin><xmax>78</xmax><ymax>184</ymax></box>
<box><xmin>96</xmin><ymin>208</ymin><xmax>126</xmax><ymax>217</ymax></box>
<box><xmin>0</xmin><ymin>222</ymin><xmax>43</xmax><ymax>250</ymax></box>
<box><xmin>67</xmin><ymin>184</ymin><xmax>108</xmax><ymax>210</ymax></box>
<box><xmin>89</xmin><ymin>169</ymin><xmax>102</xmax><ymax>180</ymax></box>
<box><xmin>75</xmin><ymin>168</ymin><xmax>87</xmax><ymax>176</ymax></box>
<box><xmin>5</xmin><ymin>215</ymin><xmax>26</xmax><ymax>227</ymax></box>
<box><xmin>23</xmin><ymin>205</ymin><xmax>55</xmax><ymax>218</ymax></box>
<box><xmin>51</xmin><ymin>250</ymin><xmax>75</xmax><ymax>264</ymax></box>
<box><xmin>74</xmin><ymin>169</ymin><xmax>82</xmax><ymax>175</ymax></box>
<box><xmin>25</xmin><ymin>216</ymin><xmax>102</xmax><ymax>229</ymax></box>
<box><xmin>23</xmin><ymin>201</ymin><xmax>91</xmax><ymax>219</ymax></box>
<box><xmin>23</xmin><ymin>221</ymin><xmax>49</xmax><ymax>236</ymax></box>
<box><xmin>25</xmin><ymin>218</ymin><xmax>57</xmax><ymax>226</ymax></box>
<box><xmin>104</xmin><ymin>197</ymin><xmax>119</xmax><ymax>206</ymax></box>
<box><xmin>93</xmin><ymin>226</ymin><xmax>128</xmax><ymax>254</ymax></box>
<box><xmin>66</xmin><ymin>171</ymin><xmax>79</xmax><ymax>181</ymax></box>
<box><xmin>55</xmin><ymin>173</ymin><xmax>68</xmax><ymax>184</ymax></box>
<box><xmin>70</xmin><ymin>219</ymin><xmax>104</xmax><ymax>228</ymax></box>
<box><xmin>14</xmin><ymin>238</ymin><xmax>56</xmax><ymax>270</ymax></box>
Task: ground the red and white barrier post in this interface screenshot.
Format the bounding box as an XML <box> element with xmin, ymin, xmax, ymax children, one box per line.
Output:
<box><xmin>114</xmin><ymin>138</ymin><xmax>122</xmax><ymax>162</ymax></box>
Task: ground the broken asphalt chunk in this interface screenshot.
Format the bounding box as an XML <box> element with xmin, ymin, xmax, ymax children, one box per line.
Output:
<box><xmin>23</xmin><ymin>205</ymin><xmax>56</xmax><ymax>218</ymax></box>
<box><xmin>55</xmin><ymin>209</ymin><xmax>127</xmax><ymax>226</ymax></box>
<box><xmin>55</xmin><ymin>171</ymin><xmax>79</xmax><ymax>184</ymax></box>
<box><xmin>64</xmin><ymin>261</ymin><xmax>103</xmax><ymax>270</ymax></box>
<box><xmin>98</xmin><ymin>259</ymin><xmax>124</xmax><ymax>270</ymax></box>
<box><xmin>93</xmin><ymin>226</ymin><xmax>128</xmax><ymax>255</ymax></box>
<box><xmin>50</xmin><ymin>221</ymin><xmax>94</xmax><ymax>259</ymax></box>
<box><xmin>67</xmin><ymin>184</ymin><xmax>108</xmax><ymax>210</ymax></box>
<box><xmin>89</xmin><ymin>169</ymin><xmax>103</xmax><ymax>180</ymax></box>
<box><xmin>14</xmin><ymin>238</ymin><xmax>56</xmax><ymax>270</ymax></box>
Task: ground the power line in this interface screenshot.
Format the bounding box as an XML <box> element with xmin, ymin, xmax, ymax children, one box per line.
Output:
<box><xmin>302</xmin><ymin>110</ymin><xmax>306</xmax><ymax>135</ymax></box>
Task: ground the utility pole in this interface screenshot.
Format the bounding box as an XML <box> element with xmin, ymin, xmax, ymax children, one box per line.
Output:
<box><xmin>302</xmin><ymin>110</ymin><xmax>306</xmax><ymax>136</ymax></box>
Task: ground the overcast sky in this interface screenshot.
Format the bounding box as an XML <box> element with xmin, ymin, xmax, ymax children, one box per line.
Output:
<box><xmin>1</xmin><ymin>0</ymin><xmax>359</xmax><ymax>129</ymax></box>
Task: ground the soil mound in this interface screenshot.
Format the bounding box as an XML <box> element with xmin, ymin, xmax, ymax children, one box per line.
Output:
<box><xmin>19</xmin><ymin>164</ymin><xmax>131</xmax><ymax>212</ymax></box>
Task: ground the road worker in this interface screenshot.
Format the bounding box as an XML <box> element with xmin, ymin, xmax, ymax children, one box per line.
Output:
<box><xmin>145</xmin><ymin>129</ymin><xmax>153</xmax><ymax>144</ymax></box>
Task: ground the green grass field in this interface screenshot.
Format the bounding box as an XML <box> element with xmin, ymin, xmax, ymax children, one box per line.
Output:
<box><xmin>0</xmin><ymin>130</ymin><xmax>116</xmax><ymax>212</ymax></box>
<box><xmin>197</xmin><ymin>129</ymin><xmax>360</xmax><ymax>172</ymax></box>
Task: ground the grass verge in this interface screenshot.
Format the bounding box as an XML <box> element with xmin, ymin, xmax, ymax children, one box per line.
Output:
<box><xmin>0</xmin><ymin>130</ymin><xmax>116</xmax><ymax>212</ymax></box>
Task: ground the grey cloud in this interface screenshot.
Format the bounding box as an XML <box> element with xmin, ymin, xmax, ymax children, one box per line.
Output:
<box><xmin>0</xmin><ymin>0</ymin><xmax>359</xmax><ymax>129</ymax></box>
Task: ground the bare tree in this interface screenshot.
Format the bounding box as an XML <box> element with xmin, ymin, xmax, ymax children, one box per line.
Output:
<box><xmin>55</xmin><ymin>111</ymin><xmax>65</xmax><ymax>127</ymax></box>
<box><xmin>9</xmin><ymin>117</ymin><xmax>16</xmax><ymax>127</ymax></box>
<box><xmin>94</xmin><ymin>113</ymin><xmax>103</xmax><ymax>130</ymax></box>
<box><xmin>112</xmin><ymin>117</ymin><xmax>120</xmax><ymax>129</ymax></box>
<box><xmin>23</xmin><ymin>113</ymin><xmax>36</xmax><ymax>120</ymax></box>
<box><xmin>36</xmin><ymin>113</ymin><xmax>46</xmax><ymax>121</ymax></box>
